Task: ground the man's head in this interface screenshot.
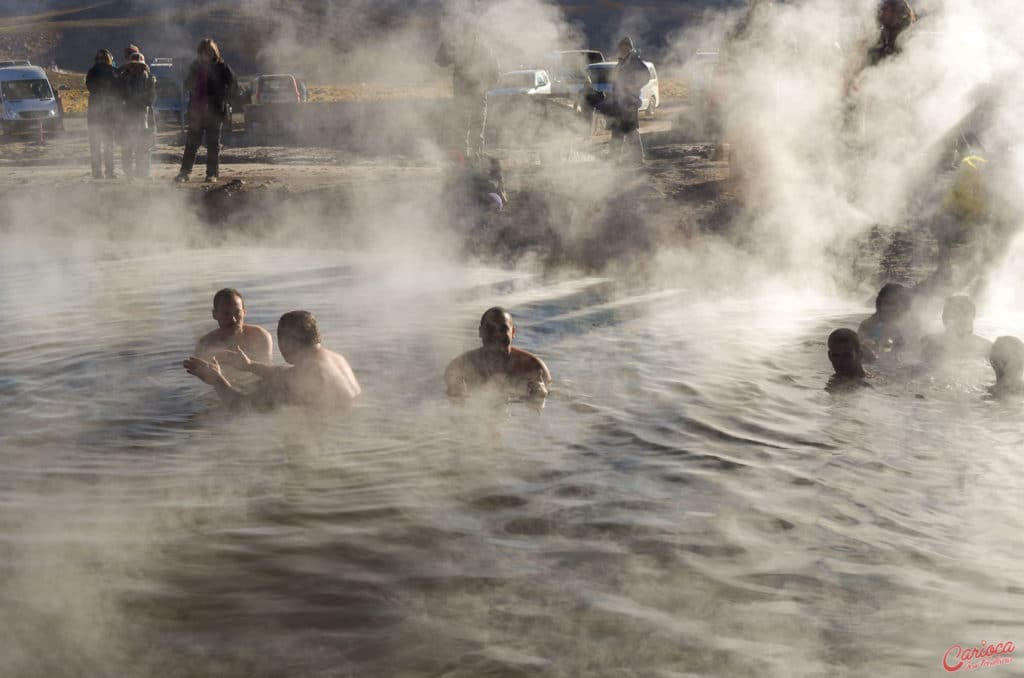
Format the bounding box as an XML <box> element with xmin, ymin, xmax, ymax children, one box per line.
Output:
<box><xmin>212</xmin><ymin>288</ymin><xmax>245</xmax><ymax>331</ymax></box>
<box><xmin>617</xmin><ymin>37</ymin><xmax>634</xmax><ymax>59</ymax></box>
<box><xmin>989</xmin><ymin>336</ymin><xmax>1024</xmax><ymax>384</ymax></box>
<box><xmin>877</xmin><ymin>0</ymin><xmax>914</xmax><ymax>31</ymax></box>
<box><xmin>875</xmin><ymin>282</ymin><xmax>910</xmax><ymax>322</ymax></box>
<box><xmin>828</xmin><ymin>328</ymin><xmax>864</xmax><ymax>378</ymax></box>
<box><xmin>479</xmin><ymin>306</ymin><xmax>514</xmax><ymax>354</ymax></box>
<box><xmin>278</xmin><ymin>310</ymin><xmax>322</xmax><ymax>363</ymax></box>
<box><xmin>124</xmin><ymin>44</ymin><xmax>140</xmax><ymax>61</ymax></box>
<box><xmin>197</xmin><ymin>38</ymin><xmax>221</xmax><ymax>64</ymax></box>
<box><xmin>942</xmin><ymin>295</ymin><xmax>975</xmax><ymax>338</ymax></box>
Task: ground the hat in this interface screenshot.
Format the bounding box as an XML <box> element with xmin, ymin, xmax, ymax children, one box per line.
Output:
<box><xmin>124</xmin><ymin>44</ymin><xmax>140</xmax><ymax>59</ymax></box>
<box><xmin>128</xmin><ymin>52</ymin><xmax>146</xmax><ymax>65</ymax></box>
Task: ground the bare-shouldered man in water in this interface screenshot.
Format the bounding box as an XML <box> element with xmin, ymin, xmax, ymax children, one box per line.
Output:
<box><xmin>195</xmin><ymin>288</ymin><xmax>273</xmax><ymax>363</ymax></box>
<box><xmin>921</xmin><ymin>296</ymin><xmax>992</xmax><ymax>366</ymax></box>
<box><xmin>184</xmin><ymin>310</ymin><xmax>360</xmax><ymax>409</ymax></box>
<box><xmin>445</xmin><ymin>307</ymin><xmax>552</xmax><ymax>407</ymax></box>
<box><xmin>988</xmin><ymin>336</ymin><xmax>1024</xmax><ymax>399</ymax></box>
<box><xmin>826</xmin><ymin>328</ymin><xmax>872</xmax><ymax>392</ymax></box>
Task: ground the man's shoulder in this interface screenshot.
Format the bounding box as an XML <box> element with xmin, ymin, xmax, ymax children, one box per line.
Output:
<box><xmin>510</xmin><ymin>347</ymin><xmax>551</xmax><ymax>378</ymax></box>
<box><xmin>196</xmin><ymin>327</ymin><xmax>223</xmax><ymax>346</ymax></box>
<box><xmin>243</xmin><ymin>324</ymin><xmax>273</xmax><ymax>340</ymax></box>
<box><xmin>447</xmin><ymin>348</ymin><xmax>482</xmax><ymax>371</ymax></box>
<box><xmin>971</xmin><ymin>335</ymin><xmax>994</xmax><ymax>351</ymax></box>
<box><xmin>323</xmin><ymin>346</ymin><xmax>353</xmax><ymax>368</ymax></box>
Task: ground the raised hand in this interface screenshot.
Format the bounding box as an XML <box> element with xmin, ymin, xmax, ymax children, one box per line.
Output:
<box><xmin>213</xmin><ymin>345</ymin><xmax>253</xmax><ymax>371</ymax></box>
<box><xmin>183</xmin><ymin>355</ymin><xmax>225</xmax><ymax>386</ymax></box>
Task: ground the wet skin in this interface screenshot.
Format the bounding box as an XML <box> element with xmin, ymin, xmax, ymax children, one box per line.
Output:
<box><xmin>185</xmin><ymin>339</ymin><xmax>360</xmax><ymax>410</ymax></box>
<box><xmin>445</xmin><ymin>311</ymin><xmax>552</xmax><ymax>407</ymax></box>
<box><xmin>195</xmin><ymin>293</ymin><xmax>273</xmax><ymax>364</ymax></box>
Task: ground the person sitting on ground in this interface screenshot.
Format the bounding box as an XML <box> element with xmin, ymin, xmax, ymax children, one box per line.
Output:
<box><xmin>858</xmin><ymin>282</ymin><xmax>916</xmax><ymax>361</ymax></box>
<box><xmin>921</xmin><ymin>295</ymin><xmax>992</xmax><ymax>365</ymax></box>
<box><xmin>987</xmin><ymin>336</ymin><xmax>1024</xmax><ymax>398</ymax></box>
<box><xmin>445</xmin><ymin>307</ymin><xmax>552</xmax><ymax>406</ymax></box>
<box><xmin>827</xmin><ymin>328</ymin><xmax>871</xmax><ymax>390</ymax></box>
<box><xmin>184</xmin><ymin>310</ymin><xmax>361</xmax><ymax>409</ymax></box>
<box><xmin>195</xmin><ymin>288</ymin><xmax>273</xmax><ymax>363</ymax></box>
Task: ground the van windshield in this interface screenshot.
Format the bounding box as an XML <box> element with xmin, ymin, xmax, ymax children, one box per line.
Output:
<box><xmin>1</xmin><ymin>79</ymin><xmax>53</xmax><ymax>101</ymax></box>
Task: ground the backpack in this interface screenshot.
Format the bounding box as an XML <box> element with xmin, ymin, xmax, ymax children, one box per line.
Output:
<box><xmin>123</xmin><ymin>68</ymin><xmax>153</xmax><ymax>109</ymax></box>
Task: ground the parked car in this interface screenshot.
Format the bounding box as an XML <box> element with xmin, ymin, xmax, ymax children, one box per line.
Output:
<box><xmin>0</xmin><ymin>65</ymin><xmax>63</xmax><ymax>135</ymax></box>
<box><xmin>544</xmin><ymin>50</ymin><xmax>604</xmax><ymax>98</ymax></box>
<box><xmin>585</xmin><ymin>60</ymin><xmax>659</xmax><ymax>118</ymax></box>
<box><xmin>246</xmin><ymin>74</ymin><xmax>306</xmax><ymax>140</ymax></box>
<box><xmin>487</xmin><ymin>69</ymin><xmax>552</xmax><ymax>98</ymax></box>
<box><xmin>485</xmin><ymin>70</ymin><xmax>553</xmax><ymax>145</ymax></box>
<box><xmin>253</xmin><ymin>74</ymin><xmax>302</xmax><ymax>104</ymax></box>
<box><xmin>148</xmin><ymin>60</ymin><xmax>184</xmax><ymax>133</ymax></box>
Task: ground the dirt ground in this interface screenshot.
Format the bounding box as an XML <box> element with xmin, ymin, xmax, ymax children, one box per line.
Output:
<box><xmin>0</xmin><ymin>104</ymin><xmax>964</xmax><ymax>295</ymax></box>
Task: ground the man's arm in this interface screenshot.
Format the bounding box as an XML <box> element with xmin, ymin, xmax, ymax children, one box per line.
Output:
<box><xmin>215</xmin><ymin>346</ymin><xmax>288</xmax><ymax>380</ymax></box>
<box><xmin>249</xmin><ymin>326</ymin><xmax>274</xmax><ymax>364</ymax></box>
<box><xmin>183</xmin><ymin>356</ymin><xmax>246</xmax><ymax>407</ymax></box>
<box><xmin>444</xmin><ymin>355</ymin><xmax>469</xmax><ymax>398</ymax></box>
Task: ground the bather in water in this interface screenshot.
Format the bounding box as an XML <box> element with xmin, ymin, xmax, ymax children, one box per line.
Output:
<box><xmin>184</xmin><ymin>310</ymin><xmax>361</xmax><ymax>410</ymax></box>
<box><xmin>445</xmin><ymin>306</ymin><xmax>552</xmax><ymax>409</ymax></box>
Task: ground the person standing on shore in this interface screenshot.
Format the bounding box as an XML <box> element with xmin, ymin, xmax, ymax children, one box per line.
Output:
<box><xmin>609</xmin><ymin>36</ymin><xmax>650</xmax><ymax>164</ymax></box>
<box><xmin>435</xmin><ymin>23</ymin><xmax>500</xmax><ymax>159</ymax></box>
<box><xmin>176</xmin><ymin>38</ymin><xmax>236</xmax><ymax>183</ymax></box>
<box><xmin>85</xmin><ymin>49</ymin><xmax>119</xmax><ymax>179</ymax></box>
<box><xmin>119</xmin><ymin>51</ymin><xmax>156</xmax><ymax>179</ymax></box>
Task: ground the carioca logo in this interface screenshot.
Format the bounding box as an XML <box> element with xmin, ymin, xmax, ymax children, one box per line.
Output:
<box><xmin>943</xmin><ymin>641</ymin><xmax>1016</xmax><ymax>672</ymax></box>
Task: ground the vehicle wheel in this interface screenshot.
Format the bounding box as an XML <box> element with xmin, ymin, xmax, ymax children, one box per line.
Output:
<box><xmin>646</xmin><ymin>96</ymin><xmax>657</xmax><ymax>119</ymax></box>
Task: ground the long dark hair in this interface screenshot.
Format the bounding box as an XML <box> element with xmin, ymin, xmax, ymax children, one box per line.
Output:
<box><xmin>197</xmin><ymin>38</ymin><xmax>223</xmax><ymax>64</ymax></box>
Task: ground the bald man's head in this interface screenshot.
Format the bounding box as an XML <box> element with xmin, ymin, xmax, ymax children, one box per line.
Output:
<box><xmin>479</xmin><ymin>307</ymin><xmax>515</xmax><ymax>353</ymax></box>
<box><xmin>828</xmin><ymin>328</ymin><xmax>864</xmax><ymax>378</ymax></box>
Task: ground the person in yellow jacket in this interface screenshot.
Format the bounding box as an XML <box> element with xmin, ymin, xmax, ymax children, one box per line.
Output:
<box><xmin>943</xmin><ymin>155</ymin><xmax>988</xmax><ymax>223</ymax></box>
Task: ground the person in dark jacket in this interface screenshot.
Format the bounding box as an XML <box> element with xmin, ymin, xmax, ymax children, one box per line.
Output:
<box><xmin>869</xmin><ymin>0</ymin><xmax>916</xmax><ymax>65</ymax></box>
<box><xmin>85</xmin><ymin>49</ymin><xmax>119</xmax><ymax>178</ymax></box>
<box><xmin>607</xmin><ymin>37</ymin><xmax>650</xmax><ymax>164</ymax></box>
<box><xmin>176</xmin><ymin>38</ymin><xmax>236</xmax><ymax>183</ymax></box>
<box><xmin>119</xmin><ymin>52</ymin><xmax>157</xmax><ymax>179</ymax></box>
<box><xmin>435</xmin><ymin>24</ymin><xmax>500</xmax><ymax>158</ymax></box>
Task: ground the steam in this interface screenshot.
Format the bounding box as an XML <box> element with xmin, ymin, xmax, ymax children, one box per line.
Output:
<box><xmin>661</xmin><ymin>0</ymin><xmax>1024</xmax><ymax>308</ymax></box>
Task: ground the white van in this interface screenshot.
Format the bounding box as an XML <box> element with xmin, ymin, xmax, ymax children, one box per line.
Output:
<box><xmin>586</xmin><ymin>60</ymin><xmax>660</xmax><ymax>118</ymax></box>
<box><xmin>0</xmin><ymin>65</ymin><xmax>62</xmax><ymax>135</ymax></box>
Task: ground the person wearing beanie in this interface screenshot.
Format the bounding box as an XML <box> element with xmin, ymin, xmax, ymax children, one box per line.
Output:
<box><xmin>115</xmin><ymin>44</ymin><xmax>140</xmax><ymax>76</ymax></box>
<box><xmin>608</xmin><ymin>36</ymin><xmax>650</xmax><ymax>165</ymax></box>
<box><xmin>119</xmin><ymin>51</ymin><xmax>156</xmax><ymax>179</ymax></box>
<box><xmin>85</xmin><ymin>48</ymin><xmax>119</xmax><ymax>178</ymax></box>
